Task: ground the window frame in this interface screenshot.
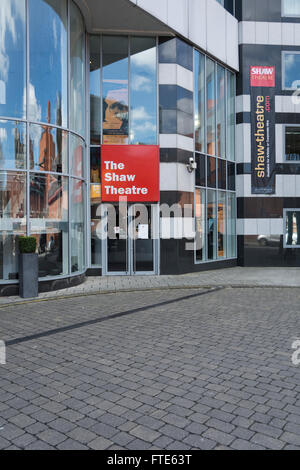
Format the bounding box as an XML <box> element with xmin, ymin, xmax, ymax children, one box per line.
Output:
<box><xmin>284</xmin><ymin>124</ymin><xmax>300</xmax><ymax>162</ymax></box>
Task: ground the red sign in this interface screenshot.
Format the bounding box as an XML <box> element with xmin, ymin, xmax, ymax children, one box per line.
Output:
<box><xmin>101</xmin><ymin>145</ymin><xmax>159</xmax><ymax>202</ymax></box>
<box><xmin>250</xmin><ymin>66</ymin><xmax>275</xmax><ymax>87</ymax></box>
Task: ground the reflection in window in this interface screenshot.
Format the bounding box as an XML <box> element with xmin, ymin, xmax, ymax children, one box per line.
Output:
<box><xmin>227</xmin><ymin>71</ymin><xmax>235</xmax><ymax>160</ymax></box>
<box><xmin>195</xmin><ymin>188</ymin><xmax>206</xmax><ymax>262</ymax></box>
<box><xmin>207</xmin><ymin>190</ymin><xmax>217</xmax><ymax>260</ymax></box>
<box><xmin>70</xmin><ymin>133</ymin><xmax>84</xmax><ymax>178</ymax></box>
<box><xmin>207</xmin><ymin>156</ymin><xmax>216</xmax><ymax>188</ymax></box>
<box><xmin>283</xmin><ymin>52</ymin><xmax>300</xmax><ymax>89</ymax></box>
<box><xmin>90</xmin><ymin>147</ymin><xmax>101</xmax><ymax>183</ymax></box>
<box><xmin>29</xmin><ymin>0</ymin><xmax>68</xmax><ymax>126</ymax></box>
<box><xmin>218</xmin><ymin>159</ymin><xmax>226</xmax><ymax>190</ymax></box>
<box><xmin>227</xmin><ymin>193</ymin><xmax>236</xmax><ymax>257</ymax></box>
<box><xmin>217</xmin><ymin>66</ymin><xmax>225</xmax><ymax>158</ymax></box>
<box><xmin>30</xmin><ymin>173</ymin><xmax>68</xmax><ymax>277</ymax></box>
<box><xmin>0</xmin><ymin>171</ymin><xmax>26</xmax><ymax>280</ymax></box>
<box><xmin>102</xmin><ymin>36</ymin><xmax>129</xmax><ymax>144</ymax></box>
<box><xmin>29</xmin><ymin>124</ymin><xmax>68</xmax><ymax>173</ymax></box>
<box><xmin>130</xmin><ymin>37</ymin><xmax>157</xmax><ymax>145</ymax></box>
<box><xmin>285</xmin><ymin>126</ymin><xmax>300</xmax><ymax>160</ymax></box>
<box><xmin>282</xmin><ymin>0</ymin><xmax>300</xmax><ymax>16</ymax></box>
<box><xmin>70</xmin><ymin>178</ymin><xmax>85</xmax><ymax>272</ymax></box>
<box><xmin>285</xmin><ymin>210</ymin><xmax>300</xmax><ymax>246</ymax></box>
<box><xmin>194</xmin><ymin>51</ymin><xmax>205</xmax><ymax>153</ymax></box>
<box><xmin>218</xmin><ymin>191</ymin><xmax>226</xmax><ymax>258</ymax></box>
<box><xmin>0</xmin><ymin>0</ymin><xmax>26</xmax><ymax>119</ymax></box>
<box><xmin>0</xmin><ymin>120</ymin><xmax>26</xmax><ymax>170</ymax></box>
<box><xmin>206</xmin><ymin>58</ymin><xmax>216</xmax><ymax>155</ymax></box>
<box><xmin>90</xmin><ymin>36</ymin><xmax>101</xmax><ymax>145</ymax></box>
<box><xmin>70</xmin><ymin>1</ymin><xmax>85</xmax><ymax>137</ymax></box>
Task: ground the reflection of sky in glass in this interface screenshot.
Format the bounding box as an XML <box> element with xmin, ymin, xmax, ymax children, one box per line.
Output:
<box><xmin>29</xmin><ymin>0</ymin><xmax>68</xmax><ymax>126</ymax></box>
<box><xmin>0</xmin><ymin>119</ymin><xmax>26</xmax><ymax>169</ymax></box>
<box><xmin>206</xmin><ymin>59</ymin><xmax>215</xmax><ymax>154</ymax></box>
<box><xmin>194</xmin><ymin>51</ymin><xmax>205</xmax><ymax>151</ymax></box>
<box><xmin>130</xmin><ymin>41</ymin><xmax>157</xmax><ymax>145</ymax></box>
<box><xmin>29</xmin><ymin>123</ymin><xmax>68</xmax><ymax>173</ymax></box>
<box><xmin>285</xmin><ymin>53</ymin><xmax>300</xmax><ymax>88</ymax></box>
<box><xmin>0</xmin><ymin>0</ymin><xmax>26</xmax><ymax>118</ymax></box>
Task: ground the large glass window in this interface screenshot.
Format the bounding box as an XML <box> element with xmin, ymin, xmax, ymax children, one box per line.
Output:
<box><xmin>0</xmin><ymin>172</ymin><xmax>26</xmax><ymax>280</ymax></box>
<box><xmin>30</xmin><ymin>173</ymin><xmax>68</xmax><ymax>277</ymax></box>
<box><xmin>70</xmin><ymin>133</ymin><xmax>84</xmax><ymax>178</ymax></box>
<box><xmin>130</xmin><ymin>37</ymin><xmax>157</xmax><ymax>145</ymax></box>
<box><xmin>218</xmin><ymin>191</ymin><xmax>226</xmax><ymax>258</ymax></box>
<box><xmin>70</xmin><ymin>1</ymin><xmax>85</xmax><ymax>137</ymax></box>
<box><xmin>70</xmin><ymin>178</ymin><xmax>85</xmax><ymax>272</ymax></box>
<box><xmin>227</xmin><ymin>70</ymin><xmax>235</xmax><ymax>161</ymax></box>
<box><xmin>206</xmin><ymin>58</ymin><xmax>216</xmax><ymax>156</ymax></box>
<box><xmin>102</xmin><ymin>36</ymin><xmax>129</xmax><ymax>144</ymax></box>
<box><xmin>90</xmin><ymin>36</ymin><xmax>101</xmax><ymax>145</ymax></box>
<box><xmin>283</xmin><ymin>52</ymin><xmax>300</xmax><ymax>89</ymax></box>
<box><xmin>0</xmin><ymin>0</ymin><xmax>26</xmax><ymax>119</ymax></box>
<box><xmin>216</xmin><ymin>65</ymin><xmax>225</xmax><ymax>158</ymax></box>
<box><xmin>227</xmin><ymin>192</ymin><xmax>236</xmax><ymax>258</ymax></box>
<box><xmin>195</xmin><ymin>51</ymin><xmax>205</xmax><ymax>153</ymax></box>
<box><xmin>284</xmin><ymin>210</ymin><xmax>300</xmax><ymax>247</ymax></box>
<box><xmin>29</xmin><ymin>124</ymin><xmax>68</xmax><ymax>173</ymax></box>
<box><xmin>282</xmin><ymin>0</ymin><xmax>300</xmax><ymax>16</ymax></box>
<box><xmin>29</xmin><ymin>0</ymin><xmax>68</xmax><ymax>126</ymax></box>
<box><xmin>285</xmin><ymin>126</ymin><xmax>300</xmax><ymax>161</ymax></box>
<box><xmin>207</xmin><ymin>190</ymin><xmax>217</xmax><ymax>260</ymax></box>
<box><xmin>195</xmin><ymin>188</ymin><xmax>206</xmax><ymax>262</ymax></box>
<box><xmin>0</xmin><ymin>120</ymin><xmax>26</xmax><ymax>170</ymax></box>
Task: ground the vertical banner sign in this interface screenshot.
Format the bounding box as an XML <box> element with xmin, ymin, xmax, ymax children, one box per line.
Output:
<box><xmin>250</xmin><ymin>66</ymin><xmax>276</xmax><ymax>194</ymax></box>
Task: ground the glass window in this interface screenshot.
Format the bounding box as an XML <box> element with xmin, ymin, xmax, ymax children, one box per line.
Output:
<box><xmin>217</xmin><ymin>65</ymin><xmax>226</xmax><ymax>158</ymax></box>
<box><xmin>218</xmin><ymin>191</ymin><xmax>226</xmax><ymax>258</ymax></box>
<box><xmin>194</xmin><ymin>51</ymin><xmax>205</xmax><ymax>153</ymax></box>
<box><xmin>206</xmin><ymin>58</ymin><xmax>216</xmax><ymax>156</ymax></box>
<box><xmin>90</xmin><ymin>36</ymin><xmax>101</xmax><ymax>145</ymax></box>
<box><xmin>30</xmin><ymin>173</ymin><xmax>68</xmax><ymax>277</ymax></box>
<box><xmin>91</xmin><ymin>201</ymin><xmax>102</xmax><ymax>266</ymax></box>
<box><xmin>70</xmin><ymin>1</ymin><xmax>85</xmax><ymax>137</ymax></box>
<box><xmin>227</xmin><ymin>193</ymin><xmax>236</xmax><ymax>257</ymax></box>
<box><xmin>195</xmin><ymin>154</ymin><xmax>206</xmax><ymax>187</ymax></box>
<box><xmin>90</xmin><ymin>147</ymin><xmax>101</xmax><ymax>183</ymax></box>
<box><xmin>283</xmin><ymin>52</ymin><xmax>300</xmax><ymax>89</ymax></box>
<box><xmin>70</xmin><ymin>178</ymin><xmax>85</xmax><ymax>272</ymax></box>
<box><xmin>207</xmin><ymin>190</ymin><xmax>217</xmax><ymax>260</ymax></box>
<box><xmin>130</xmin><ymin>37</ymin><xmax>157</xmax><ymax>145</ymax></box>
<box><xmin>70</xmin><ymin>133</ymin><xmax>84</xmax><ymax>178</ymax></box>
<box><xmin>218</xmin><ymin>159</ymin><xmax>226</xmax><ymax>190</ymax></box>
<box><xmin>29</xmin><ymin>124</ymin><xmax>68</xmax><ymax>173</ymax></box>
<box><xmin>0</xmin><ymin>120</ymin><xmax>26</xmax><ymax>170</ymax></box>
<box><xmin>282</xmin><ymin>0</ymin><xmax>300</xmax><ymax>16</ymax></box>
<box><xmin>195</xmin><ymin>188</ymin><xmax>206</xmax><ymax>262</ymax></box>
<box><xmin>102</xmin><ymin>36</ymin><xmax>129</xmax><ymax>144</ymax></box>
<box><xmin>285</xmin><ymin>126</ymin><xmax>300</xmax><ymax>161</ymax></box>
<box><xmin>0</xmin><ymin>171</ymin><xmax>26</xmax><ymax>280</ymax></box>
<box><xmin>227</xmin><ymin>70</ymin><xmax>235</xmax><ymax>161</ymax></box>
<box><xmin>207</xmin><ymin>156</ymin><xmax>217</xmax><ymax>188</ymax></box>
<box><xmin>285</xmin><ymin>210</ymin><xmax>300</xmax><ymax>247</ymax></box>
<box><xmin>227</xmin><ymin>161</ymin><xmax>236</xmax><ymax>191</ymax></box>
<box><xmin>0</xmin><ymin>0</ymin><xmax>26</xmax><ymax>119</ymax></box>
<box><xmin>29</xmin><ymin>0</ymin><xmax>68</xmax><ymax>126</ymax></box>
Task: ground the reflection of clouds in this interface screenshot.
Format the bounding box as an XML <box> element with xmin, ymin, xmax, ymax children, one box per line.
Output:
<box><xmin>131</xmin><ymin>48</ymin><xmax>155</xmax><ymax>71</ymax></box>
<box><xmin>106</xmin><ymin>88</ymin><xmax>128</xmax><ymax>105</ymax></box>
<box><xmin>27</xmin><ymin>83</ymin><xmax>42</xmax><ymax>121</ymax></box>
<box><xmin>53</xmin><ymin>17</ymin><xmax>58</xmax><ymax>50</ymax></box>
<box><xmin>131</xmin><ymin>106</ymin><xmax>155</xmax><ymax>135</ymax></box>
<box><xmin>0</xmin><ymin>0</ymin><xmax>24</xmax><ymax>81</ymax></box>
<box><xmin>131</xmin><ymin>74</ymin><xmax>152</xmax><ymax>93</ymax></box>
<box><xmin>0</xmin><ymin>128</ymin><xmax>7</xmax><ymax>142</ymax></box>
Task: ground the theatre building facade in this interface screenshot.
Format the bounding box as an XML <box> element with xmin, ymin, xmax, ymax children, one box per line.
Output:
<box><xmin>0</xmin><ymin>0</ymin><xmax>299</xmax><ymax>293</ymax></box>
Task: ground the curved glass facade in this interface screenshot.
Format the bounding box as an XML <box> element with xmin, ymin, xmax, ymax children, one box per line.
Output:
<box><xmin>0</xmin><ymin>0</ymin><xmax>86</xmax><ymax>282</ymax></box>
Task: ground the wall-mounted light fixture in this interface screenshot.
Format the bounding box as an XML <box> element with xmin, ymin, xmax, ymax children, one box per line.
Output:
<box><xmin>187</xmin><ymin>157</ymin><xmax>197</xmax><ymax>173</ymax></box>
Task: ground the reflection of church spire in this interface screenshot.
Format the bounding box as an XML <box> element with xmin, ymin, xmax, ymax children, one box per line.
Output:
<box><xmin>14</xmin><ymin>125</ymin><xmax>25</xmax><ymax>169</ymax></box>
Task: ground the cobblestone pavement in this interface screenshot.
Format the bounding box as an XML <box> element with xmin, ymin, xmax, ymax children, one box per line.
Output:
<box><xmin>0</xmin><ymin>287</ymin><xmax>300</xmax><ymax>450</ymax></box>
<box><xmin>1</xmin><ymin>267</ymin><xmax>300</xmax><ymax>305</ymax></box>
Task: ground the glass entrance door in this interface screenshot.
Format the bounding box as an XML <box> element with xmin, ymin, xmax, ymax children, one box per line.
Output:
<box><xmin>102</xmin><ymin>203</ymin><xmax>159</xmax><ymax>275</ymax></box>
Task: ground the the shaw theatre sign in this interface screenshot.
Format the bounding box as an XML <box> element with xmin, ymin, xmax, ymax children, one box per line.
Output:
<box><xmin>250</xmin><ymin>66</ymin><xmax>276</xmax><ymax>194</ymax></box>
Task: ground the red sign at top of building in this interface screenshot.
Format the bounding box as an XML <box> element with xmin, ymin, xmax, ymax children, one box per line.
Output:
<box><xmin>250</xmin><ymin>66</ymin><xmax>275</xmax><ymax>87</ymax></box>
